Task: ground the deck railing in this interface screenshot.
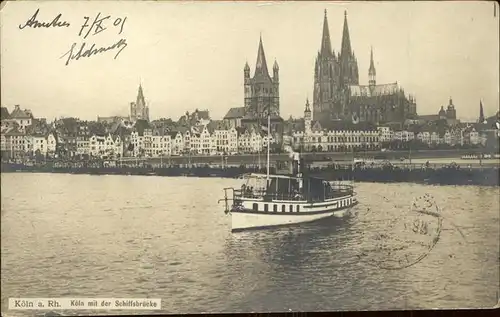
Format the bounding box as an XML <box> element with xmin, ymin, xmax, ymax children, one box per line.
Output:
<box><xmin>234</xmin><ymin>183</ymin><xmax>354</xmax><ymax>202</ymax></box>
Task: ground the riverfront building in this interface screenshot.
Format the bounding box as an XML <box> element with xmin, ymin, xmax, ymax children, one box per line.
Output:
<box><xmin>291</xmin><ymin>99</ymin><xmax>381</xmax><ymax>152</ymax></box>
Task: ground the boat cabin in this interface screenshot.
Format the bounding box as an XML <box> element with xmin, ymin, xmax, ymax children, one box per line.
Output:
<box><xmin>237</xmin><ymin>173</ymin><xmax>353</xmax><ymax>203</ymax></box>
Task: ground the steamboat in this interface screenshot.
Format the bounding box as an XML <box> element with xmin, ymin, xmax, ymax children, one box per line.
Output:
<box><xmin>219</xmin><ymin>113</ymin><xmax>358</xmax><ymax>232</ymax></box>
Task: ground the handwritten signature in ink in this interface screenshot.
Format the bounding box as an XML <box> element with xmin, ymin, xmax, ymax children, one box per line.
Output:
<box><xmin>60</xmin><ymin>39</ymin><xmax>128</xmax><ymax>66</ymax></box>
<box><xmin>19</xmin><ymin>8</ymin><xmax>70</xmax><ymax>30</ymax></box>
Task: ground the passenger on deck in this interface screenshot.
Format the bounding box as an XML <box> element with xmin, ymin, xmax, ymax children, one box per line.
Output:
<box><xmin>324</xmin><ymin>183</ymin><xmax>330</xmax><ymax>199</ymax></box>
<box><xmin>247</xmin><ymin>186</ymin><xmax>254</xmax><ymax>197</ymax></box>
<box><xmin>293</xmin><ymin>189</ymin><xmax>301</xmax><ymax>200</ymax></box>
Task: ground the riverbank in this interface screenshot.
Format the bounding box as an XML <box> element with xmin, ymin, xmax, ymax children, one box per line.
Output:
<box><xmin>133</xmin><ymin>148</ymin><xmax>497</xmax><ymax>166</ymax></box>
<box><xmin>2</xmin><ymin>162</ymin><xmax>498</xmax><ymax>187</ymax></box>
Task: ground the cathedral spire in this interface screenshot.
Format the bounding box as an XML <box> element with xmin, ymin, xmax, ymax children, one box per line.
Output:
<box><xmin>369</xmin><ymin>46</ymin><xmax>376</xmax><ymax>86</ymax></box>
<box><xmin>340</xmin><ymin>10</ymin><xmax>352</xmax><ymax>58</ymax></box>
<box><xmin>320</xmin><ymin>9</ymin><xmax>333</xmax><ymax>57</ymax></box>
<box><xmin>479</xmin><ymin>100</ymin><xmax>485</xmax><ymax>123</ymax></box>
<box><xmin>340</xmin><ymin>10</ymin><xmax>358</xmax><ymax>85</ymax></box>
<box><xmin>137</xmin><ymin>83</ymin><xmax>145</xmax><ymax>105</ymax></box>
<box><xmin>254</xmin><ymin>35</ymin><xmax>269</xmax><ymax>77</ymax></box>
<box><xmin>369</xmin><ymin>46</ymin><xmax>376</xmax><ymax>75</ymax></box>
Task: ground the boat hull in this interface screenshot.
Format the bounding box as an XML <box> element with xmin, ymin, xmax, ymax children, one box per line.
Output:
<box><xmin>231</xmin><ymin>195</ymin><xmax>357</xmax><ymax>232</ymax></box>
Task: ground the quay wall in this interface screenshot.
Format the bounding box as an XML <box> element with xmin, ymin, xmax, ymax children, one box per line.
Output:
<box><xmin>2</xmin><ymin>162</ymin><xmax>498</xmax><ymax>187</ymax></box>
<box><xmin>146</xmin><ymin>149</ymin><xmax>496</xmax><ymax>166</ymax></box>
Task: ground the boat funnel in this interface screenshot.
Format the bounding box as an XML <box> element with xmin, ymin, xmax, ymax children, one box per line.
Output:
<box><xmin>292</xmin><ymin>155</ymin><xmax>304</xmax><ymax>176</ymax></box>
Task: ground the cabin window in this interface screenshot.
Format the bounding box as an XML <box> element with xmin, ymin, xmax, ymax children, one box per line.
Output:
<box><xmin>253</xmin><ymin>203</ymin><xmax>258</xmax><ymax>211</ymax></box>
<box><xmin>264</xmin><ymin>204</ymin><xmax>269</xmax><ymax>212</ymax></box>
<box><xmin>273</xmin><ymin>204</ymin><xmax>278</xmax><ymax>212</ymax></box>
<box><xmin>289</xmin><ymin>205</ymin><xmax>293</xmax><ymax>212</ymax></box>
<box><xmin>296</xmin><ymin>205</ymin><xmax>300</xmax><ymax>212</ymax></box>
<box><xmin>281</xmin><ymin>205</ymin><xmax>286</xmax><ymax>212</ymax></box>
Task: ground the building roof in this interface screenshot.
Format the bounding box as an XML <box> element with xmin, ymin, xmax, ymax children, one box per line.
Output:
<box><xmin>31</xmin><ymin>133</ymin><xmax>47</xmax><ymax>138</ymax></box>
<box><xmin>418</xmin><ymin>114</ymin><xmax>440</xmax><ymax>122</ymax></box>
<box><xmin>235</xmin><ymin>126</ymin><xmax>247</xmax><ymax>135</ymax></box>
<box><xmin>1</xmin><ymin>107</ymin><xmax>10</xmax><ymax>120</ymax></box>
<box><xmin>194</xmin><ymin>109</ymin><xmax>210</xmax><ymax>120</ymax></box>
<box><xmin>253</xmin><ymin>36</ymin><xmax>271</xmax><ymax>81</ymax></box>
<box><xmin>5</xmin><ymin>127</ymin><xmax>25</xmax><ymax>136</ymax></box>
<box><xmin>241</xmin><ymin>113</ymin><xmax>283</xmax><ymax>121</ymax></box>
<box><xmin>181</xmin><ymin>126</ymin><xmax>192</xmax><ymax>134</ymax></box>
<box><xmin>9</xmin><ymin>105</ymin><xmax>32</xmax><ymax>119</ymax></box>
<box><xmin>349</xmin><ymin>83</ymin><xmax>399</xmax><ymax>97</ymax></box>
<box><xmin>178</xmin><ymin>109</ymin><xmax>211</xmax><ymax>126</ymax></box>
<box><xmin>284</xmin><ymin>118</ymin><xmax>305</xmax><ymax>134</ymax></box>
<box><xmin>224</xmin><ymin>107</ymin><xmax>245</xmax><ymax>119</ymax></box>
<box><xmin>166</xmin><ymin>131</ymin><xmax>179</xmax><ymax>138</ymax></box>
<box><xmin>317</xmin><ymin>120</ymin><xmax>378</xmax><ymax>132</ymax></box>
<box><xmin>133</xmin><ymin>119</ymin><xmax>151</xmax><ymax>135</ymax></box>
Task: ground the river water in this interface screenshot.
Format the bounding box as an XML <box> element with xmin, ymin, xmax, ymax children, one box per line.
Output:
<box><xmin>1</xmin><ymin>173</ymin><xmax>499</xmax><ymax>314</ymax></box>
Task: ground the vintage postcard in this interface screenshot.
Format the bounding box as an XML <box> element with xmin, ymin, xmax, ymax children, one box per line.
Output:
<box><xmin>1</xmin><ymin>0</ymin><xmax>499</xmax><ymax>315</ymax></box>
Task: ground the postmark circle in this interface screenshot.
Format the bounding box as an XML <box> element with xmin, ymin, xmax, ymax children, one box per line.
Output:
<box><xmin>358</xmin><ymin>193</ymin><xmax>443</xmax><ymax>270</ymax></box>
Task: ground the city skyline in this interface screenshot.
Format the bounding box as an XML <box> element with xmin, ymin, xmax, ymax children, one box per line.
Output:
<box><xmin>1</xmin><ymin>1</ymin><xmax>499</xmax><ymax>122</ymax></box>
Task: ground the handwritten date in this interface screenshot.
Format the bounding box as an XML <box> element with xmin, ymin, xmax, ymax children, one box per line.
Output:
<box><xmin>79</xmin><ymin>13</ymin><xmax>127</xmax><ymax>39</ymax></box>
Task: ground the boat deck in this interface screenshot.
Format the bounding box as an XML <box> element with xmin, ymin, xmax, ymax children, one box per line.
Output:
<box><xmin>234</xmin><ymin>183</ymin><xmax>354</xmax><ymax>202</ymax></box>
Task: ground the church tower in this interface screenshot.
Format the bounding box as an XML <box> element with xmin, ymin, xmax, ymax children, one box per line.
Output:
<box><xmin>130</xmin><ymin>83</ymin><xmax>149</xmax><ymax>122</ymax></box>
<box><xmin>304</xmin><ymin>98</ymin><xmax>312</xmax><ymax>134</ymax></box>
<box><xmin>243</xmin><ymin>35</ymin><xmax>280</xmax><ymax>118</ymax></box>
<box><xmin>313</xmin><ymin>9</ymin><xmax>341</xmax><ymax>123</ymax></box>
<box><xmin>339</xmin><ymin>11</ymin><xmax>359</xmax><ymax>86</ymax></box>
<box><xmin>244</xmin><ymin>61</ymin><xmax>251</xmax><ymax>105</ymax></box>
<box><xmin>479</xmin><ymin>100</ymin><xmax>485</xmax><ymax>123</ymax></box>
<box><xmin>368</xmin><ymin>46</ymin><xmax>376</xmax><ymax>87</ymax></box>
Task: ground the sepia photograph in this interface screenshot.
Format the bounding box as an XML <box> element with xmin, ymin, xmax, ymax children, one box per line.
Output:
<box><xmin>1</xmin><ymin>0</ymin><xmax>499</xmax><ymax>315</ymax></box>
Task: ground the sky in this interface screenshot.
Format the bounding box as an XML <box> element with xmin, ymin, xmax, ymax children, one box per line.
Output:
<box><xmin>1</xmin><ymin>1</ymin><xmax>499</xmax><ymax>122</ymax></box>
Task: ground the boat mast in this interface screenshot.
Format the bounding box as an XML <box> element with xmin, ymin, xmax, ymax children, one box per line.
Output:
<box><xmin>258</xmin><ymin>138</ymin><xmax>261</xmax><ymax>169</ymax></box>
<box><xmin>266</xmin><ymin>112</ymin><xmax>271</xmax><ymax>185</ymax></box>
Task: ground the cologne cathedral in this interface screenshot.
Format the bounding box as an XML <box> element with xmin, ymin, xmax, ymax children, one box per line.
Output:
<box><xmin>313</xmin><ymin>10</ymin><xmax>417</xmax><ymax>126</ymax></box>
